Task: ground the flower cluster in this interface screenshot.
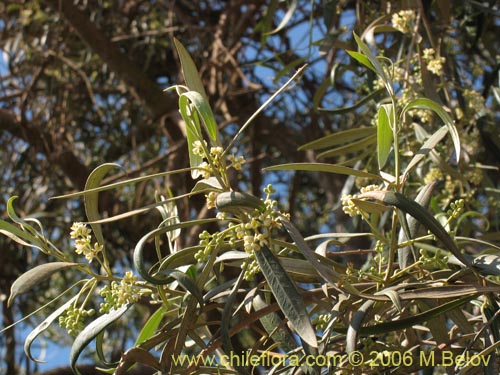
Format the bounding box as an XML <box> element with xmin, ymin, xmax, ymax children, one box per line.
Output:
<box><xmin>228</xmin><ymin>154</ymin><xmax>245</xmax><ymax>170</ymax></box>
<box><xmin>59</xmin><ymin>305</ymin><xmax>95</xmax><ymax>336</ymax></box>
<box><xmin>447</xmin><ymin>199</ymin><xmax>465</xmax><ymax>219</ymax></box>
<box><xmin>463</xmin><ymin>89</ymin><xmax>486</xmax><ymax>116</ymax></box>
<box><xmin>70</xmin><ymin>222</ymin><xmax>103</xmax><ymax>263</ymax></box>
<box><xmin>341</xmin><ymin>184</ymin><xmax>380</xmax><ymax>217</ymax></box>
<box><xmin>419</xmin><ymin>248</ymin><xmax>448</xmax><ymax>269</ymax></box>
<box><xmin>194</xmin><ymin>230</ymin><xmax>215</xmax><ymax>263</ymax></box>
<box><xmin>99</xmin><ymin>271</ymin><xmax>141</xmax><ymax>313</ymax></box>
<box><xmin>392</xmin><ymin>10</ymin><xmax>416</xmax><ymax>34</ymax></box>
<box><xmin>422</xmin><ymin>48</ymin><xmax>446</xmax><ymax>76</ymax></box>
<box><xmin>236</xmin><ymin>185</ymin><xmax>283</xmax><ymax>254</ymax></box>
<box><xmin>192</xmin><ymin>140</ymin><xmax>246</xmax><ymax>180</ymax></box>
<box><xmin>423</xmin><ymin>167</ymin><xmax>444</xmax><ymax>185</ymax></box>
<box><xmin>312</xmin><ymin>314</ymin><xmax>331</xmax><ymax>331</ymax></box>
<box><xmin>242</xmin><ymin>257</ymin><xmax>260</xmax><ymax>281</ymax></box>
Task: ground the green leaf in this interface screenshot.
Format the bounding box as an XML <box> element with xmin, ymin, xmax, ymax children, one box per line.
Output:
<box><xmin>179</xmin><ymin>94</ymin><xmax>204</xmax><ymax>179</ymax></box>
<box><xmin>352</xmin><ymin>33</ymin><xmax>392</xmax><ymax>95</ymax></box>
<box><xmin>84</xmin><ymin>163</ymin><xmax>120</xmax><ymax>245</ymax></box>
<box><xmin>180</xmin><ymin>91</ymin><xmax>218</xmax><ymax>142</ymax></box>
<box><xmin>191</xmin><ymin>177</ymin><xmax>224</xmax><ymax>193</ymax></box>
<box><xmin>346</xmin><ymin>50</ymin><xmax>376</xmax><ymax>74</ymax></box>
<box><xmin>317</xmin><ymin>134</ymin><xmax>376</xmax><ymax>158</ymax></box>
<box><xmin>318</xmin><ymin>88</ymin><xmax>384</xmax><ymax>114</ymax></box>
<box><xmin>265</xmin><ymin>163</ymin><xmax>384</xmax><ymax>181</ymax></box>
<box><xmin>377</xmin><ymin>104</ymin><xmax>393</xmax><ymax>169</ymax></box>
<box><xmin>70</xmin><ymin>305</ymin><xmax>130</xmax><ymax>375</ymax></box>
<box><xmin>253</xmin><ymin>294</ymin><xmax>297</xmax><ymax>352</ymax></box>
<box><xmin>135</xmin><ymin>306</ymin><xmax>167</xmax><ymax>345</ymax></box>
<box><xmin>253</xmin><ymin>246</ymin><xmax>318</xmax><ymax>348</ymax></box>
<box><xmin>299</xmin><ymin>127</ymin><xmax>376</xmax><ymax>151</ymax></box>
<box><xmin>119</xmin><ymin>347</ymin><xmax>162</xmax><ymax>372</ymax></box>
<box><xmin>154</xmin><ymin>269</ymin><xmax>204</xmax><ymax>307</ymax></box>
<box><xmin>265</xmin><ymin>0</ymin><xmax>298</xmax><ymax>35</ymax></box>
<box><xmin>0</xmin><ymin>219</ymin><xmax>47</xmax><ymax>254</ymax></box>
<box><xmin>173</xmin><ymin>38</ymin><xmax>208</xmax><ymax>100</ymax></box>
<box><xmin>51</xmin><ymin>168</ymin><xmax>194</xmax><ymax>200</ymax></box>
<box><xmin>24</xmin><ymin>296</ymin><xmax>78</xmax><ymax>362</ymax></box>
<box><xmin>281</xmin><ymin>218</ymin><xmax>358</xmax><ymax>295</ymax></box>
<box><xmin>8</xmin><ymin>262</ymin><xmax>80</xmax><ymax>307</ymax></box>
<box><xmin>398</xmin><ymin>182</ymin><xmax>437</xmax><ymax>269</ymax></box>
<box><xmin>402</xmin><ymin>98</ymin><xmax>461</xmax><ymax>163</ymax></box>
<box><xmin>133</xmin><ymin>218</ymin><xmax>217</xmax><ymax>306</ymax></box>
<box><xmin>403</xmin><ymin>125</ymin><xmax>448</xmax><ymax>179</ymax></box>
<box><xmin>359</xmin><ymin>191</ymin><xmax>472</xmax><ymax>267</ymax></box>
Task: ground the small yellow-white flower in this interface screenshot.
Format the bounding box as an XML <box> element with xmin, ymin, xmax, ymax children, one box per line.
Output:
<box><xmin>422</xmin><ymin>48</ymin><xmax>446</xmax><ymax>75</ymax></box>
<box><xmin>70</xmin><ymin>222</ymin><xmax>102</xmax><ymax>262</ymax></box>
<box><xmin>392</xmin><ymin>10</ymin><xmax>416</xmax><ymax>34</ymax></box>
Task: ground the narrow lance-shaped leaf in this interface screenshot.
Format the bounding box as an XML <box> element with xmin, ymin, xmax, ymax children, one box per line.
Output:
<box><xmin>264</xmin><ymin>0</ymin><xmax>298</xmax><ymax>35</ymax></box>
<box><xmin>318</xmin><ymin>88</ymin><xmax>384</xmax><ymax>114</ymax></box>
<box><xmin>84</xmin><ymin>163</ymin><xmax>121</xmax><ymax>245</ymax></box>
<box><xmin>398</xmin><ymin>182</ymin><xmax>437</xmax><ymax>269</ymax></box>
<box><xmin>402</xmin><ymin>98</ymin><xmax>460</xmax><ymax>163</ymax></box>
<box><xmin>70</xmin><ymin>304</ymin><xmax>130</xmax><ymax>375</ymax></box>
<box><xmin>346</xmin><ymin>50</ymin><xmax>376</xmax><ymax>74</ymax></box>
<box><xmin>403</xmin><ymin>125</ymin><xmax>448</xmax><ymax>180</ymax></box>
<box><xmin>377</xmin><ymin>104</ymin><xmax>393</xmax><ymax>169</ymax></box>
<box><xmin>173</xmin><ymin>38</ymin><xmax>208</xmax><ymax>100</ymax></box>
<box><xmin>281</xmin><ymin>218</ymin><xmax>359</xmax><ymax>295</ymax></box>
<box><xmin>8</xmin><ymin>262</ymin><xmax>80</xmax><ymax>307</ymax></box>
<box><xmin>180</xmin><ymin>91</ymin><xmax>218</xmax><ymax>142</ymax></box>
<box><xmin>265</xmin><ymin>163</ymin><xmax>385</xmax><ymax>181</ymax></box>
<box><xmin>254</xmin><ymin>246</ymin><xmax>318</xmax><ymax>348</ymax></box>
<box><xmin>299</xmin><ymin>127</ymin><xmax>376</xmax><ymax>150</ymax></box>
<box><xmin>358</xmin><ymin>191</ymin><xmax>472</xmax><ymax>267</ymax></box>
<box><xmin>352</xmin><ymin>32</ymin><xmax>392</xmax><ymax>95</ymax></box>
<box><xmin>317</xmin><ymin>134</ymin><xmax>376</xmax><ymax>159</ymax></box>
<box><xmin>135</xmin><ymin>306</ymin><xmax>167</xmax><ymax>346</ymax></box>
<box><xmin>24</xmin><ymin>296</ymin><xmax>78</xmax><ymax>362</ymax></box>
<box><xmin>179</xmin><ymin>94</ymin><xmax>203</xmax><ymax>179</ymax></box>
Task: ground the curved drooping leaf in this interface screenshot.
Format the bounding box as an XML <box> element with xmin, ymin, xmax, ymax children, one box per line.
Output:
<box><xmin>24</xmin><ymin>296</ymin><xmax>78</xmax><ymax>362</ymax></box>
<box><xmin>0</xmin><ymin>220</ymin><xmax>47</xmax><ymax>254</ymax></box>
<box><xmin>264</xmin><ymin>163</ymin><xmax>384</xmax><ymax>181</ymax></box>
<box><xmin>402</xmin><ymin>98</ymin><xmax>461</xmax><ymax>163</ymax></box>
<box><xmin>116</xmin><ymin>347</ymin><xmax>162</xmax><ymax>374</ymax></box>
<box><xmin>70</xmin><ymin>304</ymin><xmax>130</xmax><ymax>375</ymax></box>
<box><xmin>254</xmin><ymin>246</ymin><xmax>318</xmax><ymax>348</ymax></box>
<box><xmin>84</xmin><ymin>163</ymin><xmax>121</xmax><ymax>245</ymax></box>
<box><xmin>264</xmin><ymin>0</ymin><xmax>298</xmax><ymax>35</ymax></box>
<box><xmin>133</xmin><ymin>219</ymin><xmax>217</xmax><ymax>305</ymax></box>
<box><xmin>359</xmin><ymin>191</ymin><xmax>472</xmax><ymax>267</ymax></box>
<box><xmin>7</xmin><ymin>196</ymin><xmax>44</xmax><ymax>237</ymax></box>
<box><xmin>8</xmin><ymin>262</ymin><xmax>80</xmax><ymax>307</ymax></box>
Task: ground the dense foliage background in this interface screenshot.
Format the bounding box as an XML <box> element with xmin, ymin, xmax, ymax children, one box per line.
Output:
<box><xmin>1</xmin><ymin>1</ymin><xmax>499</xmax><ymax>374</ymax></box>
